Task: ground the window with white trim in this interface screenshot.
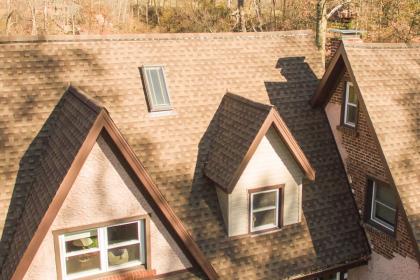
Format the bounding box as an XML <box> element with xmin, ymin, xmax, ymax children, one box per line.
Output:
<box><xmin>58</xmin><ymin>220</ymin><xmax>146</xmax><ymax>280</ymax></box>
<box><xmin>369</xmin><ymin>180</ymin><xmax>397</xmax><ymax>232</ymax></box>
<box><xmin>250</xmin><ymin>188</ymin><xmax>280</xmax><ymax>232</ymax></box>
<box><xmin>141</xmin><ymin>66</ymin><xmax>172</xmax><ymax>112</ymax></box>
<box><xmin>343</xmin><ymin>81</ymin><xmax>358</xmax><ymax>127</ymax></box>
<box><xmin>316</xmin><ymin>271</ymin><xmax>348</xmax><ymax>280</ymax></box>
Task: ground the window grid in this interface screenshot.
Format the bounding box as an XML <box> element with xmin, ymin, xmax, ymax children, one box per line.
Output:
<box><xmin>59</xmin><ymin>220</ymin><xmax>144</xmax><ymax>280</ymax></box>
<box><xmin>344</xmin><ymin>82</ymin><xmax>357</xmax><ymax>127</ymax></box>
<box><xmin>370</xmin><ymin>181</ymin><xmax>396</xmax><ymax>231</ymax></box>
<box><xmin>250</xmin><ymin>189</ymin><xmax>279</xmax><ymax>232</ymax></box>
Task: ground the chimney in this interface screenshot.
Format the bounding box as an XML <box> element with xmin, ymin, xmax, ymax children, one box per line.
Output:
<box><xmin>326</xmin><ymin>29</ymin><xmax>364</xmax><ymax>66</ymax></box>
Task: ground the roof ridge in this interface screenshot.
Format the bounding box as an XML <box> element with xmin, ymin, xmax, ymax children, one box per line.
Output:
<box><xmin>0</xmin><ymin>30</ymin><xmax>313</xmax><ymax>44</ymax></box>
<box><xmin>225</xmin><ymin>92</ymin><xmax>273</xmax><ymax>111</ymax></box>
<box><xmin>344</xmin><ymin>42</ymin><xmax>420</xmax><ymax>49</ymax></box>
<box><xmin>66</xmin><ymin>85</ymin><xmax>104</xmax><ymax>114</ymax></box>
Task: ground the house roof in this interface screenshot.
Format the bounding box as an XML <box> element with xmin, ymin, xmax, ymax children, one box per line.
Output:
<box><xmin>0</xmin><ymin>31</ymin><xmax>370</xmax><ymax>279</ymax></box>
<box><xmin>0</xmin><ymin>86</ymin><xmax>217</xmax><ymax>280</ymax></box>
<box><xmin>204</xmin><ymin>93</ymin><xmax>315</xmax><ymax>193</ymax></box>
<box><xmin>311</xmin><ymin>42</ymin><xmax>420</xmax><ymax>258</ymax></box>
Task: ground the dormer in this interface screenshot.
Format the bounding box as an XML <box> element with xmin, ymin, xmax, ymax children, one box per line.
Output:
<box><xmin>204</xmin><ymin>93</ymin><xmax>315</xmax><ymax>237</ymax></box>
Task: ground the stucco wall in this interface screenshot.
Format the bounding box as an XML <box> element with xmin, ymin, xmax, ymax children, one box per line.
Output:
<box><xmin>325</xmin><ymin>102</ymin><xmax>349</xmax><ymax>169</ymax></box>
<box><xmin>24</xmin><ymin>136</ymin><xmax>191</xmax><ymax>279</ymax></box>
<box><xmin>225</xmin><ymin>126</ymin><xmax>303</xmax><ymax>237</ymax></box>
<box><xmin>348</xmin><ymin>252</ymin><xmax>420</xmax><ymax>280</ymax></box>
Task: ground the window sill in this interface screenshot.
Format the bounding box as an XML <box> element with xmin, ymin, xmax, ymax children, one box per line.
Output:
<box><xmin>336</xmin><ymin>124</ymin><xmax>359</xmax><ymax>137</ymax></box>
<box><xmin>147</xmin><ymin>110</ymin><xmax>177</xmax><ymax>118</ymax></box>
<box><xmin>364</xmin><ymin>220</ymin><xmax>396</xmax><ymax>239</ymax></box>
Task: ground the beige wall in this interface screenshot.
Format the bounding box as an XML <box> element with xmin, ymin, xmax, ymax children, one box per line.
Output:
<box><xmin>218</xmin><ymin>126</ymin><xmax>303</xmax><ymax>237</ymax></box>
<box><xmin>24</xmin><ymin>136</ymin><xmax>191</xmax><ymax>280</ymax></box>
<box><xmin>348</xmin><ymin>252</ymin><xmax>420</xmax><ymax>280</ymax></box>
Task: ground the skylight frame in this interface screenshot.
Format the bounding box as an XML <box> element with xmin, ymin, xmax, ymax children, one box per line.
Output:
<box><xmin>141</xmin><ymin>65</ymin><xmax>173</xmax><ymax>112</ymax></box>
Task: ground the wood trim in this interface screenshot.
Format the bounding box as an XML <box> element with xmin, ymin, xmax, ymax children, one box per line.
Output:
<box><xmin>11</xmin><ymin>105</ymin><xmax>218</xmax><ymax>279</ymax></box>
<box><xmin>248</xmin><ymin>185</ymin><xmax>284</xmax><ymax>234</ymax></box>
<box><xmin>53</xmin><ymin>214</ymin><xmax>149</xmax><ymax>236</ymax></box>
<box><xmin>226</xmin><ymin>108</ymin><xmax>316</xmax><ymax>193</ymax></box>
<box><xmin>310</xmin><ymin>43</ymin><xmax>346</xmax><ymax>107</ymax></box>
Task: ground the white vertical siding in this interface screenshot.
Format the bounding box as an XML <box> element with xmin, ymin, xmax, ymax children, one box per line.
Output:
<box><xmin>227</xmin><ymin>126</ymin><xmax>303</xmax><ymax>237</ymax></box>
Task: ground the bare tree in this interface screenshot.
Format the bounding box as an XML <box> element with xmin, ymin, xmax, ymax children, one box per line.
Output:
<box><xmin>238</xmin><ymin>0</ymin><xmax>247</xmax><ymax>31</ymax></box>
<box><xmin>316</xmin><ymin>0</ymin><xmax>327</xmax><ymax>65</ymax></box>
<box><xmin>27</xmin><ymin>0</ymin><xmax>38</xmax><ymax>35</ymax></box>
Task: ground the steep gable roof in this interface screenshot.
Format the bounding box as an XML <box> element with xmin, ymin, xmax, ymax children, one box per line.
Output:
<box><xmin>0</xmin><ymin>86</ymin><xmax>217</xmax><ymax>280</ymax></box>
<box><xmin>0</xmin><ymin>31</ymin><xmax>370</xmax><ymax>279</ymax></box>
<box><xmin>204</xmin><ymin>93</ymin><xmax>315</xmax><ymax>193</ymax></box>
<box><xmin>311</xmin><ymin>41</ymin><xmax>420</xmax><ymax>258</ymax></box>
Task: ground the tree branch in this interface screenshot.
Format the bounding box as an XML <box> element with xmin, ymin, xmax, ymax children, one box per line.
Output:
<box><xmin>327</xmin><ymin>0</ymin><xmax>351</xmax><ymax>19</ymax></box>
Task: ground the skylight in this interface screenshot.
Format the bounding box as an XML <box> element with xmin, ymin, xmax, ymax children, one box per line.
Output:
<box><xmin>141</xmin><ymin>66</ymin><xmax>172</xmax><ymax>112</ymax></box>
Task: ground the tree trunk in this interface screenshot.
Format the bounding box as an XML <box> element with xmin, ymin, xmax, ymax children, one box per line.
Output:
<box><xmin>5</xmin><ymin>0</ymin><xmax>12</xmax><ymax>35</ymax></box>
<box><xmin>238</xmin><ymin>0</ymin><xmax>246</xmax><ymax>32</ymax></box>
<box><xmin>316</xmin><ymin>0</ymin><xmax>327</xmax><ymax>66</ymax></box>
<box><xmin>28</xmin><ymin>0</ymin><xmax>37</xmax><ymax>35</ymax></box>
<box><xmin>43</xmin><ymin>0</ymin><xmax>48</xmax><ymax>33</ymax></box>
<box><xmin>253</xmin><ymin>0</ymin><xmax>263</xmax><ymax>31</ymax></box>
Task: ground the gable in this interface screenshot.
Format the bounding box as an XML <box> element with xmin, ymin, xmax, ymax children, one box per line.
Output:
<box><xmin>218</xmin><ymin>126</ymin><xmax>304</xmax><ymax>237</ymax></box>
<box><xmin>205</xmin><ymin>93</ymin><xmax>315</xmax><ymax>194</ymax></box>
<box><xmin>311</xmin><ymin>42</ymin><xmax>420</xmax><ymax>260</ymax></box>
<box><xmin>24</xmin><ymin>135</ymin><xmax>191</xmax><ymax>279</ymax></box>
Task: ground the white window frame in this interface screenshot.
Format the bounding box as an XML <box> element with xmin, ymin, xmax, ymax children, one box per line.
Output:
<box><xmin>250</xmin><ymin>189</ymin><xmax>279</xmax><ymax>232</ymax></box>
<box><xmin>343</xmin><ymin>81</ymin><xmax>357</xmax><ymax>127</ymax></box>
<box><xmin>370</xmin><ymin>181</ymin><xmax>396</xmax><ymax>232</ymax></box>
<box><xmin>141</xmin><ymin>65</ymin><xmax>172</xmax><ymax>112</ymax></box>
<box><xmin>58</xmin><ymin>220</ymin><xmax>146</xmax><ymax>280</ymax></box>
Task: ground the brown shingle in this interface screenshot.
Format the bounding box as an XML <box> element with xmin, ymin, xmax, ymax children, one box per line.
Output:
<box><xmin>204</xmin><ymin>93</ymin><xmax>272</xmax><ymax>190</ymax></box>
<box><xmin>0</xmin><ymin>31</ymin><xmax>370</xmax><ymax>279</ymax></box>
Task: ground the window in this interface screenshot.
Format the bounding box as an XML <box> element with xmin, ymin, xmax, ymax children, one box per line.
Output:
<box><xmin>249</xmin><ymin>187</ymin><xmax>281</xmax><ymax>232</ymax></box>
<box><xmin>58</xmin><ymin>219</ymin><xmax>146</xmax><ymax>280</ymax></box>
<box><xmin>343</xmin><ymin>81</ymin><xmax>358</xmax><ymax>127</ymax></box>
<box><xmin>368</xmin><ymin>179</ymin><xmax>397</xmax><ymax>232</ymax></box>
<box><xmin>141</xmin><ymin>66</ymin><xmax>172</xmax><ymax>112</ymax></box>
<box><xmin>316</xmin><ymin>271</ymin><xmax>348</xmax><ymax>280</ymax></box>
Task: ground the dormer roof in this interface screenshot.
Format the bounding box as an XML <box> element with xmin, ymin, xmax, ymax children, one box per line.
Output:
<box><xmin>204</xmin><ymin>93</ymin><xmax>315</xmax><ymax>193</ymax></box>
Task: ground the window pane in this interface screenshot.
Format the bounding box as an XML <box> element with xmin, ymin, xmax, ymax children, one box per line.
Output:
<box><xmin>107</xmin><ymin>222</ymin><xmax>139</xmax><ymax>245</ymax></box>
<box><xmin>375</xmin><ymin>203</ymin><xmax>396</xmax><ymax>226</ymax></box>
<box><xmin>65</xmin><ymin>230</ymin><xmax>98</xmax><ymax>253</ymax></box>
<box><xmin>376</xmin><ymin>184</ymin><xmax>396</xmax><ymax>208</ymax></box>
<box><xmin>157</xmin><ymin>68</ymin><xmax>169</xmax><ymax>104</ymax></box>
<box><xmin>252</xmin><ymin>191</ymin><xmax>277</xmax><ymax>210</ymax></box>
<box><xmin>347</xmin><ymin>84</ymin><xmax>357</xmax><ymax>104</ymax></box>
<box><xmin>144</xmin><ymin>66</ymin><xmax>171</xmax><ymax>110</ymax></box>
<box><xmin>108</xmin><ymin>244</ymin><xmax>140</xmax><ymax>267</ymax></box>
<box><xmin>346</xmin><ymin>105</ymin><xmax>357</xmax><ymax>125</ymax></box>
<box><xmin>253</xmin><ymin>209</ymin><xmax>276</xmax><ymax>228</ymax></box>
<box><xmin>66</xmin><ymin>251</ymin><xmax>101</xmax><ymax>275</ymax></box>
<box><xmin>149</xmin><ymin>69</ymin><xmax>165</xmax><ymax>105</ymax></box>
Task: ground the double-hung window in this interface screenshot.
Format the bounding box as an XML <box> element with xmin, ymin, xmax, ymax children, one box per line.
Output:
<box><xmin>58</xmin><ymin>219</ymin><xmax>146</xmax><ymax>279</ymax></box>
<box><xmin>249</xmin><ymin>187</ymin><xmax>281</xmax><ymax>232</ymax></box>
<box><xmin>343</xmin><ymin>81</ymin><xmax>358</xmax><ymax>127</ymax></box>
<box><xmin>141</xmin><ymin>66</ymin><xmax>172</xmax><ymax>112</ymax></box>
<box><xmin>368</xmin><ymin>180</ymin><xmax>397</xmax><ymax>232</ymax></box>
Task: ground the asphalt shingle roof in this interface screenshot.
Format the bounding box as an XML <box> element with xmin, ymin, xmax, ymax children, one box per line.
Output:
<box><xmin>0</xmin><ymin>31</ymin><xmax>370</xmax><ymax>279</ymax></box>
